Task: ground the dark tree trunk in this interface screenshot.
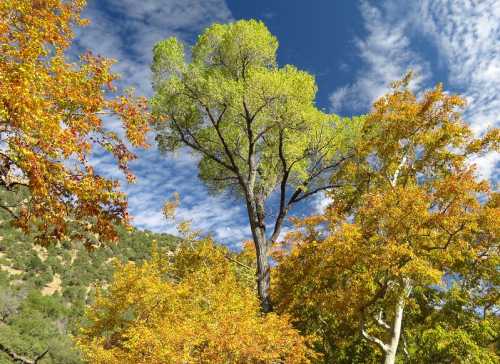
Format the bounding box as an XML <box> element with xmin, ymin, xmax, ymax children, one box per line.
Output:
<box><xmin>245</xmin><ymin>194</ymin><xmax>273</xmax><ymax>313</ymax></box>
<box><xmin>254</xmin><ymin>228</ymin><xmax>272</xmax><ymax>312</ymax></box>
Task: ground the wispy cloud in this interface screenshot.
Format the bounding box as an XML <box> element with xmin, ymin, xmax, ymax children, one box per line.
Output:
<box><xmin>415</xmin><ymin>0</ymin><xmax>499</xmax><ymax>134</ymax></box>
<box><xmin>75</xmin><ymin>0</ymin><xmax>233</xmax><ymax>96</ymax></box>
<box><xmin>328</xmin><ymin>0</ymin><xmax>429</xmax><ymax>114</ymax></box>
<box><xmin>414</xmin><ymin>0</ymin><xmax>500</xmax><ymax>180</ymax></box>
<box><xmin>73</xmin><ymin>1</ymin><xmax>251</xmax><ymax>245</ymax></box>
<box><xmin>329</xmin><ymin>0</ymin><xmax>499</xmax><ymax>180</ymax></box>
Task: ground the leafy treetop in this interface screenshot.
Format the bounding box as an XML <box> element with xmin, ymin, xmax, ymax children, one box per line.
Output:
<box><xmin>150</xmin><ymin>19</ymin><xmax>360</xmax><ymax>311</ymax></box>
<box><xmin>77</xmin><ymin>239</ymin><xmax>317</xmax><ymax>363</ymax></box>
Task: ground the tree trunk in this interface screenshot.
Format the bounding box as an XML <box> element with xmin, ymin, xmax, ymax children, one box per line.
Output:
<box><xmin>254</xmin><ymin>231</ymin><xmax>272</xmax><ymax>312</ymax></box>
<box><xmin>245</xmin><ymin>194</ymin><xmax>273</xmax><ymax>313</ymax></box>
<box><xmin>247</xmin><ymin>200</ymin><xmax>272</xmax><ymax>313</ymax></box>
<box><xmin>383</xmin><ymin>279</ymin><xmax>412</xmax><ymax>364</ymax></box>
<box><xmin>383</xmin><ymin>304</ymin><xmax>402</xmax><ymax>364</ymax></box>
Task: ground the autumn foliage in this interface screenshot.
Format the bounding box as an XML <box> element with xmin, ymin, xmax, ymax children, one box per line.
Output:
<box><xmin>273</xmin><ymin>78</ymin><xmax>499</xmax><ymax>363</ymax></box>
<box><xmin>77</xmin><ymin>240</ymin><xmax>316</xmax><ymax>363</ymax></box>
<box><xmin>0</xmin><ymin>1</ymin><xmax>498</xmax><ymax>362</ymax></box>
<box><xmin>0</xmin><ymin>0</ymin><xmax>149</xmax><ymax>245</ymax></box>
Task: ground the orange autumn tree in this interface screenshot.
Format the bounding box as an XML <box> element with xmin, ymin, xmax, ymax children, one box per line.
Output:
<box><xmin>77</xmin><ymin>239</ymin><xmax>316</xmax><ymax>363</ymax></box>
<box><xmin>0</xmin><ymin>0</ymin><xmax>149</xmax><ymax>245</ymax></box>
<box><xmin>273</xmin><ymin>76</ymin><xmax>499</xmax><ymax>364</ymax></box>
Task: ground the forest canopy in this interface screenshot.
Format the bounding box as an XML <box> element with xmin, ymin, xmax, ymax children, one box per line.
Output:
<box><xmin>0</xmin><ymin>1</ymin><xmax>498</xmax><ymax>364</ymax></box>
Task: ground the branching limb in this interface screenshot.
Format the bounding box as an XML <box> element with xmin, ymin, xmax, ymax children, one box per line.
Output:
<box><xmin>0</xmin><ymin>343</ymin><xmax>48</xmax><ymax>364</ymax></box>
<box><xmin>170</xmin><ymin>117</ymin><xmax>236</xmax><ymax>173</ymax></box>
<box><xmin>224</xmin><ymin>255</ymin><xmax>253</xmax><ymax>271</ymax></box>
<box><xmin>374</xmin><ymin>309</ymin><xmax>391</xmax><ymax>331</ymax></box>
<box><xmin>0</xmin><ymin>204</ymin><xmax>18</xmax><ymax>219</ymax></box>
<box><xmin>390</xmin><ymin>154</ymin><xmax>407</xmax><ymax>187</ymax></box>
<box><xmin>270</xmin><ymin>129</ymin><xmax>290</xmax><ymax>243</ymax></box>
<box><xmin>360</xmin><ymin>318</ymin><xmax>389</xmax><ymax>353</ymax></box>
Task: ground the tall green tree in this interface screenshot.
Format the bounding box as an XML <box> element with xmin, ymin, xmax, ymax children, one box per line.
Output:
<box><xmin>150</xmin><ymin>20</ymin><xmax>359</xmax><ymax>311</ymax></box>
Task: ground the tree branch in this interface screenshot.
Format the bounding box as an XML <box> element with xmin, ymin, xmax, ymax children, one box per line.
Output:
<box><xmin>291</xmin><ymin>183</ymin><xmax>341</xmax><ymax>204</ymax></box>
<box><xmin>360</xmin><ymin>319</ymin><xmax>389</xmax><ymax>353</ymax></box>
<box><xmin>225</xmin><ymin>254</ymin><xmax>253</xmax><ymax>271</ymax></box>
<box><xmin>0</xmin><ymin>204</ymin><xmax>18</xmax><ymax>219</ymax></box>
<box><xmin>204</xmin><ymin>106</ymin><xmax>244</xmax><ymax>185</ymax></box>
<box><xmin>270</xmin><ymin>129</ymin><xmax>290</xmax><ymax>243</ymax></box>
<box><xmin>390</xmin><ymin>154</ymin><xmax>407</xmax><ymax>187</ymax></box>
<box><xmin>170</xmin><ymin>116</ymin><xmax>236</xmax><ymax>173</ymax></box>
<box><xmin>0</xmin><ymin>343</ymin><xmax>48</xmax><ymax>364</ymax></box>
<box><xmin>287</xmin><ymin>155</ymin><xmax>351</xmax><ymax>206</ymax></box>
<box><xmin>373</xmin><ymin>309</ymin><xmax>391</xmax><ymax>331</ymax></box>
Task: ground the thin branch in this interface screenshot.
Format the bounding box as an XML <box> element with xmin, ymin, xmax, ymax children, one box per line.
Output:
<box><xmin>391</xmin><ymin>154</ymin><xmax>407</xmax><ymax>187</ymax></box>
<box><xmin>373</xmin><ymin>309</ymin><xmax>391</xmax><ymax>331</ymax></box>
<box><xmin>204</xmin><ymin>106</ymin><xmax>243</xmax><ymax>183</ymax></box>
<box><xmin>0</xmin><ymin>204</ymin><xmax>18</xmax><ymax>219</ymax></box>
<box><xmin>291</xmin><ymin>183</ymin><xmax>342</xmax><ymax>204</ymax></box>
<box><xmin>270</xmin><ymin>129</ymin><xmax>290</xmax><ymax>243</ymax></box>
<box><xmin>287</xmin><ymin>155</ymin><xmax>351</xmax><ymax>206</ymax></box>
<box><xmin>170</xmin><ymin>116</ymin><xmax>236</xmax><ymax>172</ymax></box>
<box><xmin>0</xmin><ymin>343</ymin><xmax>48</xmax><ymax>364</ymax></box>
<box><xmin>360</xmin><ymin>319</ymin><xmax>389</xmax><ymax>353</ymax></box>
<box><xmin>225</xmin><ymin>255</ymin><xmax>253</xmax><ymax>271</ymax></box>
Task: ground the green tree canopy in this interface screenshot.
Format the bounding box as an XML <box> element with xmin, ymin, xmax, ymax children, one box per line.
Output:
<box><xmin>150</xmin><ymin>20</ymin><xmax>360</xmax><ymax>310</ymax></box>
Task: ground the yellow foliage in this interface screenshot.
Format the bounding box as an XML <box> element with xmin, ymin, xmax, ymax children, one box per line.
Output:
<box><xmin>77</xmin><ymin>239</ymin><xmax>316</xmax><ymax>363</ymax></box>
<box><xmin>273</xmin><ymin>78</ymin><xmax>499</xmax><ymax>359</ymax></box>
<box><xmin>0</xmin><ymin>0</ymin><xmax>150</xmax><ymax>245</ymax></box>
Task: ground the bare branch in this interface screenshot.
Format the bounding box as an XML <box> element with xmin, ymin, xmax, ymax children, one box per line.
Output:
<box><xmin>270</xmin><ymin>129</ymin><xmax>290</xmax><ymax>243</ymax></box>
<box><xmin>204</xmin><ymin>106</ymin><xmax>244</xmax><ymax>184</ymax></box>
<box><xmin>287</xmin><ymin>155</ymin><xmax>351</xmax><ymax>206</ymax></box>
<box><xmin>170</xmin><ymin>116</ymin><xmax>236</xmax><ymax>173</ymax></box>
<box><xmin>360</xmin><ymin>319</ymin><xmax>389</xmax><ymax>353</ymax></box>
<box><xmin>291</xmin><ymin>183</ymin><xmax>341</xmax><ymax>204</ymax></box>
<box><xmin>0</xmin><ymin>343</ymin><xmax>48</xmax><ymax>364</ymax></box>
<box><xmin>390</xmin><ymin>154</ymin><xmax>407</xmax><ymax>187</ymax></box>
<box><xmin>225</xmin><ymin>254</ymin><xmax>253</xmax><ymax>271</ymax></box>
<box><xmin>374</xmin><ymin>309</ymin><xmax>391</xmax><ymax>331</ymax></box>
<box><xmin>0</xmin><ymin>204</ymin><xmax>18</xmax><ymax>219</ymax></box>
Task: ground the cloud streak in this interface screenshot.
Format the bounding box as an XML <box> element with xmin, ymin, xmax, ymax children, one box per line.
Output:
<box><xmin>329</xmin><ymin>1</ymin><xmax>429</xmax><ymax>114</ymax></box>
<box><xmin>73</xmin><ymin>0</ymin><xmax>253</xmax><ymax>246</ymax></box>
<box><xmin>329</xmin><ymin>0</ymin><xmax>499</xmax><ymax>180</ymax></box>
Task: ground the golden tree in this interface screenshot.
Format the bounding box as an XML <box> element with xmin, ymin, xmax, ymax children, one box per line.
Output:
<box><xmin>78</xmin><ymin>239</ymin><xmax>316</xmax><ymax>363</ymax></box>
<box><xmin>0</xmin><ymin>0</ymin><xmax>149</xmax><ymax>245</ymax></box>
<box><xmin>273</xmin><ymin>77</ymin><xmax>499</xmax><ymax>364</ymax></box>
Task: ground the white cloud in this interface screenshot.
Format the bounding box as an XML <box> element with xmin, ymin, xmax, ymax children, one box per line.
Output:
<box><xmin>328</xmin><ymin>0</ymin><xmax>429</xmax><ymax>113</ymax></box>
<box><xmin>414</xmin><ymin>0</ymin><xmax>500</xmax><ymax>135</ymax></box>
<box><xmin>119</xmin><ymin>146</ymin><xmax>250</xmax><ymax>248</ymax></box>
<box><xmin>73</xmin><ymin>1</ymin><xmax>251</xmax><ymax>246</ymax></box>
<box><xmin>413</xmin><ymin>0</ymin><xmax>500</xmax><ymax>180</ymax></box>
<box><xmin>75</xmin><ymin>0</ymin><xmax>233</xmax><ymax>97</ymax></box>
<box><xmin>313</xmin><ymin>192</ymin><xmax>332</xmax><ymax>215</ymax></box>
<box><xmin>330</xmin><ymin>0</ymin><xmax>499</xmax><ymax>180</ymax></box>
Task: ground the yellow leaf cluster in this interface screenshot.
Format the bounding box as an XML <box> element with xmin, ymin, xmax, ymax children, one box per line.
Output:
<box><xmin>78</xmin><ymin>239</ymin><xmax>316</xmax><ymax>363</ymax></box>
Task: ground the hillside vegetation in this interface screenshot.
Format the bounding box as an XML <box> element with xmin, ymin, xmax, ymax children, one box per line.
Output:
<box><xmin>0</xmin><ymin>206</ymin><xmax>178</xmax><ymax>364</ymax></box>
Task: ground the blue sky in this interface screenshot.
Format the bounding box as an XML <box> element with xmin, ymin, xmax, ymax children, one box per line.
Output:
<box><xmin>75</xmin><ymin>0</ymin><xmax>499</xmax><ymax>248</ymax></box>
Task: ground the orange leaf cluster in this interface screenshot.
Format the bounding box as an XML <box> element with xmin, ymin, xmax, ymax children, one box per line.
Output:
<box><xmin>0</xmin><ymin>0</ymin><xmax>150</xmax><ymax>245</ymax></box>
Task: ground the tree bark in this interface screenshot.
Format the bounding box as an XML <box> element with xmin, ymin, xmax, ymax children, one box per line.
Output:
<box><xmin>383</xmin><ymin>279</ymin><xmax>412</xmax><ymax>364</ymax></box>
<box><xmin>0</xmin><ymin>343</ymin><xmax>48</xmax><ymax>364</ymax></box>
<box><xmin>243</xmin><ymin>190</ymin><xmax>272</xmax><ymax>312</ymax></box>
<box><xmin>254</xmin><ymin>230</ymin><xmax>272</xmax><ymax>312</ymax></box>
